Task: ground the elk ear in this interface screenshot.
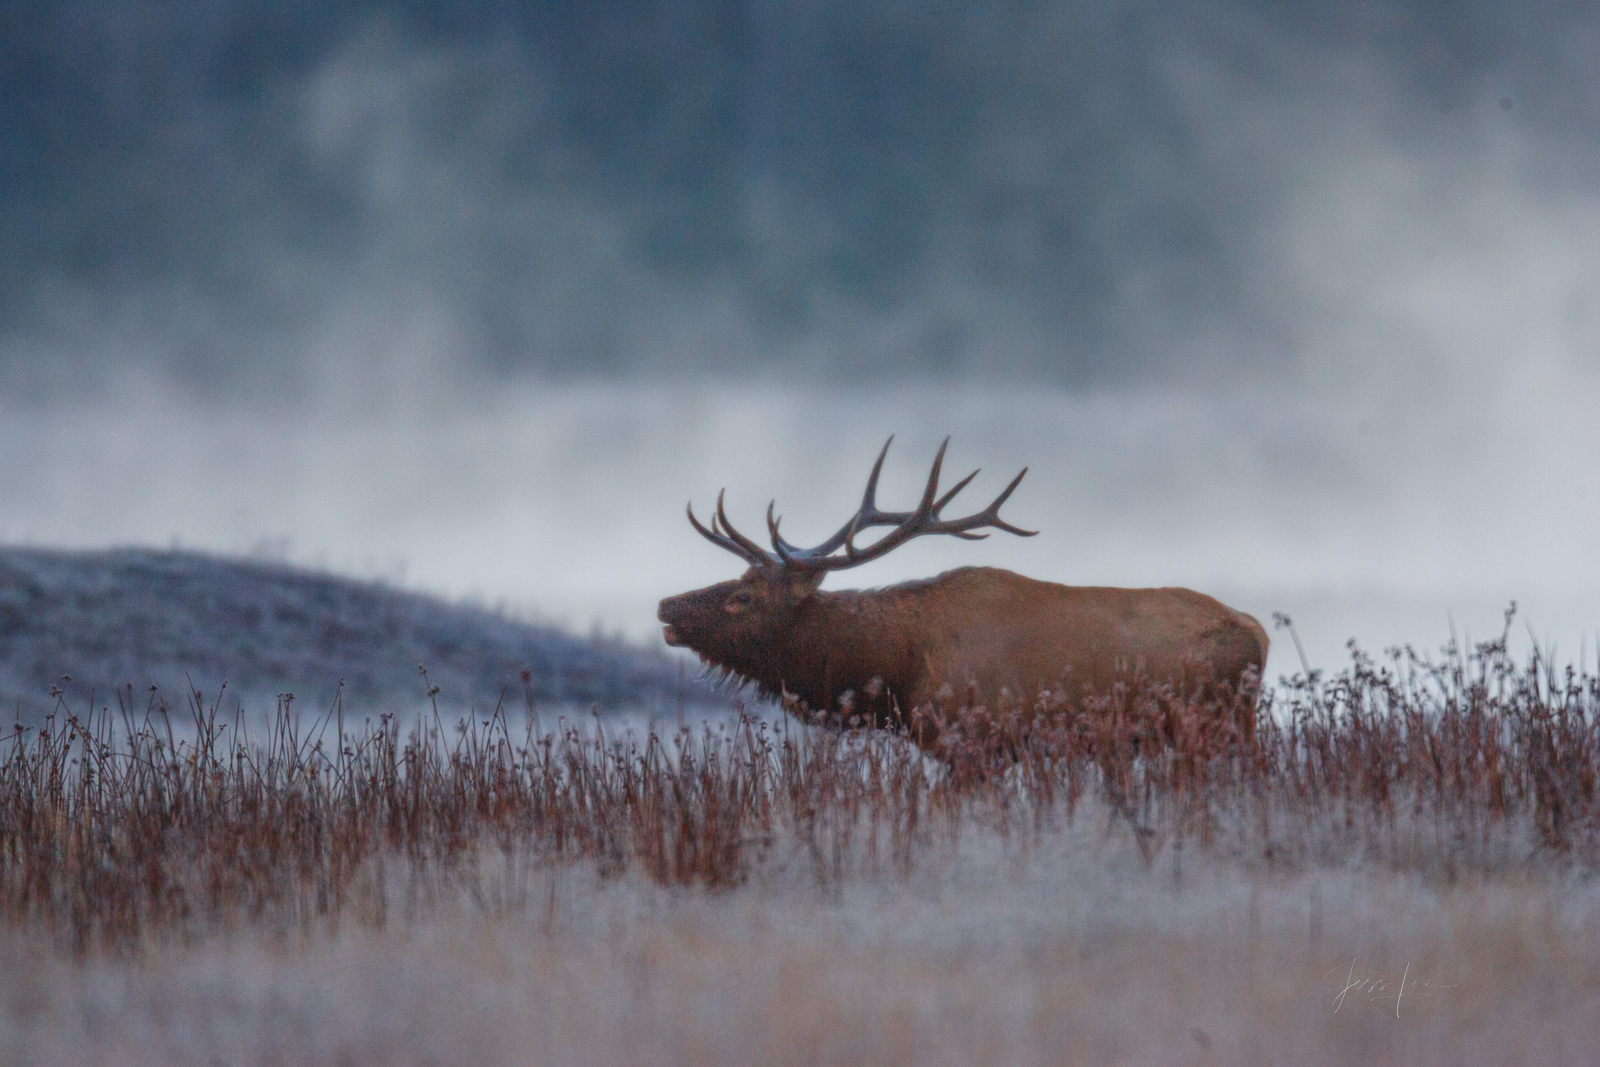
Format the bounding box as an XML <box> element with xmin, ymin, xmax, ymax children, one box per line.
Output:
<box><xmin>789</xmin><ymin>570</ymin><xmax>824</xmax><ymax>599</ymax></box>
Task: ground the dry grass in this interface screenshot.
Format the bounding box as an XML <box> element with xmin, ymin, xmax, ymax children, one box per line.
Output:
<box><xmin>2</xmin><ymin>623</ymin><xmax>1598</xmax><ymax>1064</ymax></box>
<box><xmin>4</xmin><ymin>826</ymin><xmax>1597</xmax><ymax>1066</ymax></box>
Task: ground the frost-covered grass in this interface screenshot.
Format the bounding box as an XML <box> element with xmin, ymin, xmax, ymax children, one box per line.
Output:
<box><xmin>1</xmin><ymin>626</ymin><xmax>1598</xmax><ymax>1065</ymax></box>
<box><xmin>5</xmin><ymin>847</ymin><xmax>1597</xmax><ymax>1066</ymax></box>
<box><xmin>0</xmin><ymin>546</ymin><xmax>704</xmax><ymax>720</ymax></box>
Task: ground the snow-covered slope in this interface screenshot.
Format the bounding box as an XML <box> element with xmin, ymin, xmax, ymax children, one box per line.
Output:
<box><xmin>0</xmin><ymin>547</ymin><xmax>703</xmax><ymax>720</ymax></box>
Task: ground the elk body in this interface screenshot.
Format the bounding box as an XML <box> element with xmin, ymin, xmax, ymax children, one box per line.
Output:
<box><xmin>658</xmin><ymin>439</ymin><xmax>1267</xmax><ymax>749</ymax></box>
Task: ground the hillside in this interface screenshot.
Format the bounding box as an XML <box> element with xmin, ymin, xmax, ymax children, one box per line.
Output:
<box><xmin>0</xmin><ymin>547</ymin><xmax>705</xmax><ymax>720</ymax></box>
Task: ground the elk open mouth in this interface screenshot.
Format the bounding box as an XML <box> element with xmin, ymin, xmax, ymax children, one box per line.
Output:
<box><xmin>661</xmin><ymin>624</ymin><xmax>682</xmax><ymax>647</ymax></box>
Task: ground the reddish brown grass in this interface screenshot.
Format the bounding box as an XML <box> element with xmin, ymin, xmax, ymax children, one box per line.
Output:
<box><xmin>3</xmin><ymin>625</ymin><xmax>1596</xmax><ymax>957</ymax></box>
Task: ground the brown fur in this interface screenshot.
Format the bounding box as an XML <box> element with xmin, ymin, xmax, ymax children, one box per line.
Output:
<box><xmin>659</xmin><ymin>564</ymin><xmax>1268</xmax><ymax>747</ymax></box>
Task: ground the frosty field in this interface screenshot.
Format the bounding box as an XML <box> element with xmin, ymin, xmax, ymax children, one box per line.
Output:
<box><xmin>3</xmin><ymin>627</ymin><xmax>1597</xmax><ymax>1066</ymax></box>
<box><xmin>5</xmin><ymin>830</ymin><xmax>1597</xmax><ymax>1066</ymax></box>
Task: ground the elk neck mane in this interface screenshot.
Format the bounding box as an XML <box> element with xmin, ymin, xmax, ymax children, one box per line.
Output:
<box><xmin>705</xmin><ymin>572</ymin><xmax>951</xmax><ymax>711</ymax></box>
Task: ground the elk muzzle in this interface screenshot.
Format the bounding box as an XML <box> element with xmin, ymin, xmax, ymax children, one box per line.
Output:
<box><xmin>657</xmin><ymin>601</ymin><xmax>683</xmax><ymax>646</ymax></box>
<box><xmin>657</xmin><ymin>592</ymin><xmax>700</xmax><ymax>648</ymax></box>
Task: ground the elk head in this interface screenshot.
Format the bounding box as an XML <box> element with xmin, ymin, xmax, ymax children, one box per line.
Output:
<box><xmin>658</xmin><ymin>437</ymin><xmax>1036</xmax><ymax>686</ymax></box>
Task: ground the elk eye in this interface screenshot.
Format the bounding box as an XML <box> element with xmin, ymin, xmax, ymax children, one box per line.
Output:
<box><xmin>728</xmin><ymin>591</ymin><xmax>753</xmax><ymax>609</ymax></box>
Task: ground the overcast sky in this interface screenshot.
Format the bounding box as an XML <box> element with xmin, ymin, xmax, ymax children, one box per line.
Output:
<box><xmin>3</xmin><ymin>0</ymin><xmax>1598</xmax><ymax>680</ymax></box>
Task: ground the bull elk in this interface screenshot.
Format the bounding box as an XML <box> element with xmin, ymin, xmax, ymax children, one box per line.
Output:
<box><xmin>658</xmin><ymin>437</ymin><xmax>1267</xmax><ymax>749</ymax></box>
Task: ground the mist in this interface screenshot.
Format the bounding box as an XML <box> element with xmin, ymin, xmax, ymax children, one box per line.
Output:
<box><xmin>2</xmin><ymin>0</ymin><xmax>1598</xmax><ymax>683</ymax></box>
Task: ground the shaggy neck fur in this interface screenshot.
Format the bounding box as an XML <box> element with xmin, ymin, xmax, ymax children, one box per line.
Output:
<box><xmin>715</xmin><ymin>583</ymin><xmax>932</xmax><ymax>724</ymax></box>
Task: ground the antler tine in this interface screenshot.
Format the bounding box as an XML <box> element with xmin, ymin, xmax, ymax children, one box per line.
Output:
<box><xmin>687</xmin><ymin>501</ymin><xmax>729</xmax><ymax>554</ymax></box>
<box><xmin>831</xmin><ymin>445</ymin><xmax>1035</xmax><ymax>569</ymax></box>
<box><xmin>915</xmin><ymin>467</ymin><xmax>1037</xmax><ymax>538</ymax></box>
<box><xmin>763</xmin><ymin>437</ymin><xmax>916</xmax><ymax>562</ymax></box>
<box><xmin>715</xmin><ymin>489</ymin><xmax>774</xmax><ymax>562</ymax></box>
<box><xmin>825</xmin><ymin>435</ymin><xmax>906</xmax><ymax>547</ymax></box>
<box><xmin>932</xmin><ymin>467</ymin><xmax>980</xmax><ymax>515</ymax></box>
<box><xmin>688</xmin><ymin>499</ymin><xmax>742</xmax><ymax>559</ymax></box>
<box><xmin>687</xmin><ymin>495</ymin><xmax>772</xmax><ymax>566</ymax></box>
<box><xmin>970</xmin><ymin>467</ymin><xmax>1038</xmax><ymax>537</ymax></box>
<box><xmin>917</xmin><ymin>437</ymin><xmax>948</xmax><ymax>512</ymax></box>
<box><xmin>859</xmin><ymin>434</ymin><xmax>894</xmax><ymax>516</ymax></box>
<box><xmin>765</xmin><ymin>500</ymin><xmax>794</xmax><ymax>562</ymax></box>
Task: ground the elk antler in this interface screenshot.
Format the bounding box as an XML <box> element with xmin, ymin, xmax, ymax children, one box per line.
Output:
<box><xmin>686</xmin><ymin>436</ymin><xmax>1036</xmax><ymax>572</ymax></box>
<box><xmin>685</xmin><ymin>490</ymin><xmax>771</xmax><ymax>566</ymax></box>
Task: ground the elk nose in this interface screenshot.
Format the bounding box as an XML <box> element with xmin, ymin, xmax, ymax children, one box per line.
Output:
<box><xmin>656</xmin><ymin>598</ymin><xmax>682</xmax><ymax>645</ymax></box>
